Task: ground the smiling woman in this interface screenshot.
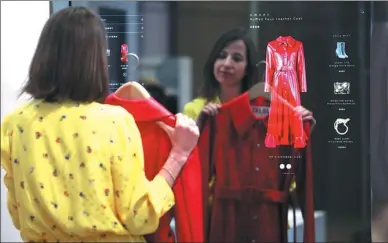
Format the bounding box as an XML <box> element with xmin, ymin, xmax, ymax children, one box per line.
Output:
<box><xmin>183</xmin><ymin>28</ymin><xmax>259</xmax><ymax>122</ymax></box>
<box><xmin>213</xmin><ymin>39</ymin><xmax>249</xmax><ymax>89</ymax></box>
<box><xmin>200</xmin><ymin>28</ymin><xmax>259</xmax><ymax>104</ymax></box>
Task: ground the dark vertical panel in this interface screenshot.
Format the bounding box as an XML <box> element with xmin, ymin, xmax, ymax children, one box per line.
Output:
<box><xmin>49</xmin><ymin>1</ymin><xmax>53</xmax><ymax>15</ymax></box>
<box><xmin>370</xmin><ymin>2</ymin><xmax>388</xmax><ymax>242</ymax></box>
<box><xmin>168</xmin><ymin>2</ymin><xmax>178</xmax><ymax>56</ymax></box>
<box><xmin>370</xmin><ymin>0</ymin><xmax>388</xmax><ymax>208</ymax></box>
<box><xmin>99</xmin><ymin>7</ymin><xmax>127</xmax><ymax>92</ymax></box>
<box><xmin>356</xmin><ymin>2</ymin><xmax>371</xmax><ymax>242</ymax></box>
<box><xmin>138</xmin><ymin>1</ymin><xmax>145</xmax><ymax>57</ymax></box>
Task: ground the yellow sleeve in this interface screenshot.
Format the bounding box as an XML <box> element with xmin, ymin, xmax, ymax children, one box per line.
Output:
<box><xmin>290</xmin><ymin>180</ymin><xmax>296</xmax><ymax>191</ymax></box>
<box><xmin>183</xmin><ymin>101</ymin><xmax>200</xmax><ymax>120</ymax></box>
<box><xmin>111</xmin><ymin>112</ymin><xmax>174</xmax><ymax>236</ymax></box>
<box><xmin>1</xmin><ymin>117</ymin><xmax>20</xmax><ymax>230</ymax></box>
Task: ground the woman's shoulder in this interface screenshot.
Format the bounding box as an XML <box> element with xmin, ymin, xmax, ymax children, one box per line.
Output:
<box><xmin>99</xmin><ymin>103</ymin><xmax>129</xmax><ymax>116</ymax></box>
<box><xmin>96</xmin><ymin>103</ymin><xmax>137</xmax><ymax>125</ymax></box>
<box><xmin>1</xmin><ymin>101</ymin><xmax>39</xmax><ymax>127</ymax></box>
<box><xmin>185</xmin><ymin>97</ymin><xmax>208</xmax><ymax>109</ymax></box>
<box><xmin>183</xmin><ymin>97</ymin><xmax>208</xmax><ymax>120</ymax></box>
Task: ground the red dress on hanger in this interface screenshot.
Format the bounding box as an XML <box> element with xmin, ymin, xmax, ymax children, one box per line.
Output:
<box><xmin>105</xmin><ymin>94</ymin><xmax>203</xmax><ymax>243</ymax></box>
<box><xmin>265</xmin><ymin>36</ymin><xmax>307</xmax><ymax>148</ymax></box>
<box><xmin>199</xmin><ymin>93</ymin><xmax>315</xmax><ymax>243</ymax></box>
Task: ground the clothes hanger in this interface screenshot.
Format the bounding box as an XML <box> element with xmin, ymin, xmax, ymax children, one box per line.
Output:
<box><xmin>247</xmin><ymin>82</ymin><xmax>271</xmax><ymax>101</ymax></box>
<box><xmin>115</xmin><ymin>81</ymin><xmax>151</xmax><ymax>100</ymax></box>
<box><xmin>248</xmin><ymin>81</ymin><xmax>296</xmax><ymax>111</ymax></box>
<box><xmin>115</xmin><ymin>81</ymin><xmax>176</xmax><ymax>128</ymax></box>
<box><xmin>248</xmin><ymin>61</ymin><xmax>272</xmax><ymax>101</ymax></box>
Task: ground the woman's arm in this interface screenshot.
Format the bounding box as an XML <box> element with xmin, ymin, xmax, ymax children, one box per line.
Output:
<box><xmin>111</xmin><ymin>113</ymin><xmax>188</xmax><ymax>236</ymax></box>
<box><xmin>1</xmin><ymin>116</ymin><xmax>21</xmax><ymax>230</ymax></box>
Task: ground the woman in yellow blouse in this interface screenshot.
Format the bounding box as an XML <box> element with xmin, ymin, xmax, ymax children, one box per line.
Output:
<box><xmin>1</xmin><ymin>7</ymin><xmax>199</xmax><ymax>243</ymax></box>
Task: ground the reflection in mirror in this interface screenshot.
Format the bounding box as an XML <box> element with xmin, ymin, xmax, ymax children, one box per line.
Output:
<box><xmin>48</xmin><ymin>1</ymin><xmax>374</xmax><ymax>242</ymax></box>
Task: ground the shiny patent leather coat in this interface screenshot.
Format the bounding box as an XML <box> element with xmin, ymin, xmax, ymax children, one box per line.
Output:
<box><xmin>199</xmin><ymin>93</ymin><xmax>315</xmax><ymax>243</ymax></box>
<box><xmin>265</xmin><ymin>36</ymin><xmax>307</xmax><ymax>147</ymax></box>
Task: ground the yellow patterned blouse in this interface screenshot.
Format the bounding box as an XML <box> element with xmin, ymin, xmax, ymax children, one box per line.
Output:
<box><xmin>1</xmin><ymin>100</ymin><xmax>174</xmax><ymax>242</ymax></box>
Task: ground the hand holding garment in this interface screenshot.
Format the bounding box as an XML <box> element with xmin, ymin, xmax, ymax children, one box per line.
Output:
<box><xmin>264</xmin><ymin>36</ymin><xmax>307</xmax><ymax>148</ymax></box>
<box><xmin>105</xmin><ymin>87</ymin><xmax>203</xmax><ymax>243</ymax></box>
<box><xmin>199</xmin><ymin>92</ymin><xmax>315</xmax><ymax>243</ymax></box>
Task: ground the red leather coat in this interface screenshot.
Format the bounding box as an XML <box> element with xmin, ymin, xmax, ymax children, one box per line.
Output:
<box><xmin>199</xmin><ymin>93</ymin><xmax>315</xmax><ymax>243</ymax></box>
<box><xmin>105</xmin><ymin>94</ymin><xmax>203</xmax><ymax>242</ymax></box>
<box><xmin>265</xmin><ymin>36</ymin><xmax>307</xmax><ymax>148</ymax></box>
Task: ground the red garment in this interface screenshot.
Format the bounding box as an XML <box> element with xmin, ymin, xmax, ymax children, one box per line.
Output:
<box><xmin>265</xmin><ymin>36</ymin><xmax>307</xmax><ymax>148</ymax></box>
<box><xmin>105</xmin><ymin>94</ymin><xmax>203</xmax><ymax>243</ymax></box>
<box><xmin>121</xmin><ymin>44</ymin><xmax>128</xmax><ymax>63</ymax></box>
<box><xmin>199</xmin><ymin>93</ymin><xmax>315</xmax><ymax>243</ymax></box>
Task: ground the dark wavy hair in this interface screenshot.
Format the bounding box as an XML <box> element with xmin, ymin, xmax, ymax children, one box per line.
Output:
<box><xmin>200</xmin><ymin>28</ymin><xmax>259</xmax><ymax>102</ymax></box>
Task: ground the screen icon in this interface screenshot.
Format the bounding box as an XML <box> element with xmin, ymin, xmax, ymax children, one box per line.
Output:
<box><xmin>120</xmin><ymin>44</ymin><xmax>140</xmax><ymax>71</ymax></box>
<box><xmin>335</xmin><ymin>41</ymin><xmax>348</xmax><ymax>59</ymax></box>
<box><xmin>334</xmin><ymin>118</ymin><xmax>350</xmax><ymax>135</ymax></box>
<box><xmin>279</xmin><ymin>163</ymin><xmax>294</xmax><ymax>175</ymax></box>
<box><xmin>279</xmin><ymin>163</ymin><xmax>292</xmax><ymax>170</ymax></box>
<box><xmin>121</xmin><ymin>44</ymin><xmax>128</xmax><ymax>63</ymax></box>
<box><xmin>334</xmin><ymin>82</ymin><xmax>350</xmax><ymax>94</ymax></box>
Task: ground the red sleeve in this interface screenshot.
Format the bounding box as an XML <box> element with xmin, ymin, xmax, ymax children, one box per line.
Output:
<box><xmin>297</xmin><ymin>43</ymin><xmax>307</xmax><ymax>92</ymax></box>
<box><xmin>223</xmin><ymin>92</ymin><xmax>256</xmax><ymax>137</ymax></box>
<box><xmin>265</xmin><ymin>43</ymin><xmax>275</xmax><ymax>92</ymax></box>
<box><xmin>174</xmin><ymin>147</ymin><xmax>204</xmax><ymax>242</ymax></box>
<box><xmin>296</xmin><ymin>123</ymin><xmax>315</xmax><ymax>243</ymax></box>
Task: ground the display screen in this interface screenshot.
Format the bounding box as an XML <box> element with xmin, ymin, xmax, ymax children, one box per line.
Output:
<box><xmin>100</xmin><ymin>6</ymin><xmax>141</xmax><ymax>92</ymax></box>
<box><xmin>251</xmin><ymin>2</ymin><xmax>370</xmax><ymax>241</ymax></box>
<box><xmin>68</xmin><ymin>2</ymin><xmax>142</xmax><ymax>93</ymax></box>
<box><xmin>52</xmin><ymin>1</ymin><xmax>371</xmax><ymax>242</ymax></box>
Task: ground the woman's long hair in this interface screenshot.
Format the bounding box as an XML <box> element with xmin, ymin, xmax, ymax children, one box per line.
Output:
<box><xmin>200</xmin><ymin>28</ymin><xmax>259</xmax><ymax>102</ymax></box>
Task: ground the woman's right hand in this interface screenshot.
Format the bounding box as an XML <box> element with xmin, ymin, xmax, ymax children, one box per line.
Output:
<box><xmin>159</xmin><ymin>113</ymin><xmax>200</xmax><ymax>158</ymax></box>
<box><xmin>158</xmin><ymin>114</ymin><xmax>200</xmax><ymax>185</ymax></box>
<box><xmin>196</xmin><ymin>103</ymin><xmax>221</xmax><ymax>129</ymax></box>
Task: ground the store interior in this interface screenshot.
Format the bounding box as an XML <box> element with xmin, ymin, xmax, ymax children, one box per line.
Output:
<box><xmin>1</xmin><ymin>1</ymin><xmax>387</xmax><ymax>242</ymax></box>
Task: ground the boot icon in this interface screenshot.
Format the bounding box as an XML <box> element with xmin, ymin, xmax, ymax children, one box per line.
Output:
<box><xmin>335</xmin><ymin>42</ymin><xmax>348</xmax><ymax>59</ymax></box>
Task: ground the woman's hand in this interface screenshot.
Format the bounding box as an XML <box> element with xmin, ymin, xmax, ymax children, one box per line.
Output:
<box><xmin>294</xmin><ymin>106</ymin><xmax>316</xmax><ymax>131</ymax></box>
<box><xmin>196</xmin><ymin>103</ymin><xmax>221</xmax><ymax>129</ymax></box>
<box><xmin>158</xmin><ymin>113</ymin><xmax>200</xmax><ymax>158</ymax></box>
<box><xmin>158</xmin><ymin>114</ymin><xmax>200</xmax><ymax>185</ymax></box>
